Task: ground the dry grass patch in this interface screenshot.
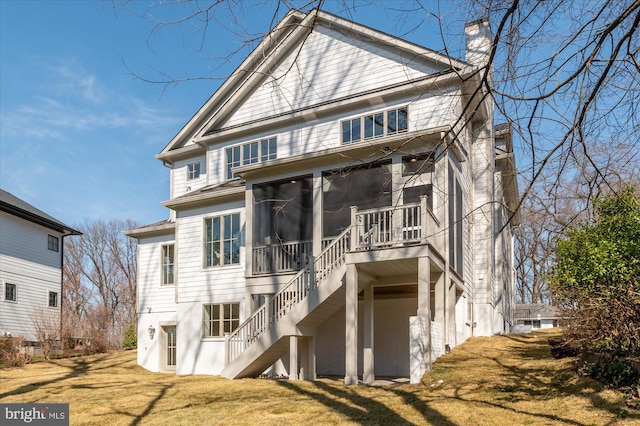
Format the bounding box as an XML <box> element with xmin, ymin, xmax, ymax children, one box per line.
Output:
<box><xmin>1</xmin><ymin>330</ymin><xmax>638</xmax><ymax>425</ymax></box>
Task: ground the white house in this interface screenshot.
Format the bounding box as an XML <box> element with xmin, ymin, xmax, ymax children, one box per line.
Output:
<box><xmin>514</xmin><ymin>303</ymin><xmax>562</xmax><ymax>331</ymax></box>
<box><xmin>125</xmin><ymin>10</ymin><xmax>520</xmax><ymax>384</ymax></box>
<box><xmin>0</xmin><ymin>189</ymin><xmax>80</xmax><ymax>347</ymax></box>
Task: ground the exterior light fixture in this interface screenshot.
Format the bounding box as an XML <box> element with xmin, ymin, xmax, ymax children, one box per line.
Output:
<box><xmin>148</xmin><ymin>325</ymin><xmax>156</xmax><ymax>339</ymax></box>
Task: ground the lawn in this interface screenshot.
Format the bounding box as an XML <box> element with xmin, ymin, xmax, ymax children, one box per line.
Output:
<box><xmin>1</xmin><ymin>330</ymin><xmax>638</xmax><ymax>425</ymax></box>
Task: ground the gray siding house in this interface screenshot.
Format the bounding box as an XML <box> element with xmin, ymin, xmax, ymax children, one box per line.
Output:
<box><xmin>0</xmin><ymin>189</ymin><xmax>80</xmax><ymax>347</ymax></box>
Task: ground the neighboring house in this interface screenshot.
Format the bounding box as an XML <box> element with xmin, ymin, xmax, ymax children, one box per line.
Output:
<box><xmin>125</xmin><ymin>10</ymin><xmax>520</xmax><ymax>384</ymax></box>
<box><xmin>514</xmin><ymin>303</ymin><xmax>562</xmax><ymax>331</ymax></box>
<box><xmin>0</xmin><ymin>189</ymin><xmax>80</xmax><ymax>348</ymax></box>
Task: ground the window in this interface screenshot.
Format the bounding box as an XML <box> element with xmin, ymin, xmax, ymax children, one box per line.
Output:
<box><xmin>402</xmin><ymin>152</ymin><xmax>435</xmax><ymax>176</ymax></box>
<box><xmin>161</xmin><ymin>245</ymin><xmax>175</xmax><ymax>285</ymax></box>
<box><xmin>5</xmin><ymin>283</ymin><xmax>16</xmax><ymax>302</ymax></box>
<box><xmin>448</xmin><ymin>164</ymin><xmax>463</xmax><ymax>276</ymax></box>
<box><xmin>187</xmin><ymin>162</ymin><xmax>201</xmax><ymax>180</ymax></box>
<box><xmin>204</xmin><ymin>214</ymin><xmax>240</xmax><ymax>267</ymax></box>
<box><xmin>48</xmin><ymin>291</ymin><xmax>58</xmax><ymax>308</ymax></box>
<box><xmin>48</xmin><ymin>235</ymin><xmax>59</xmax><ymax>252</ymax></box>
<box><xmin>203</xmin><ymin>303</ymin><xmax>240</xmax><ymax>337</ymax></box>
<box><xmin>341</xmin><ymin>106</ymin><xmax>408</xmax><ymax>144</ymax></box>
<box><xmin>226</xmin><ymin>137</ymin><xmax>277</xmax><ymax>180</ymax></box>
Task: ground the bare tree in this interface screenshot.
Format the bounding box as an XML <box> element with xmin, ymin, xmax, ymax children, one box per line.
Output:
<box><xmin>62</xmin><ymin>219</ymin><xmax>139</xmax><ymax>351</ymax></box>
<box><xmin>31</xmin><ymin>307</ymin><xmax>60</xmax><ymax>361</ymax></box>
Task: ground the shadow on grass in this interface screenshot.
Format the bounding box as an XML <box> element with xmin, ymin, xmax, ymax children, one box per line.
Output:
<box><xmin>109</xmin><ymin>383</ymin><xmax>175</xmax><ymax>426</ymax></box>
<box><xmin>278</xmin><ymin>379</ymin><xmax>455</xmax><ymax>425</ymax></box>
<box><xmin>429</xmin><ymin>333</ymin><xmax>640</xmax><ymax>424</ymax></box>
<box><xmin>0</xmin><ymin>355</ymin><xmax>98</xmax><ymax>399</ymax></box>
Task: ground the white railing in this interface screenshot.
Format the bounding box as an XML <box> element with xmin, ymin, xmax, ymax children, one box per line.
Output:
<box><xmin>352</xmin><ymin>197</ymin><xmax>429</xmax><ymax>250</ymax></box>
<box><xmin>252</xmin><ymin>240</ymin><xmax>313</xmax><ymax>275</ymax></box>
<box><xmin>226</xmin><ymin>227</ymin><xmax>351</xmax><ymax>364</ymax></box>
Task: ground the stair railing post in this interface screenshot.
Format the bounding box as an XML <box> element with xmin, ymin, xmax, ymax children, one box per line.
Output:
<box><xmin>225</xmin><ymin>332</ymin><xmax>231</xmax><ymax>365</ymax></box>
<box><xmin>263</xmin><ymin>294</ymin><xmax>273</xmax><ymax>327</ymax></box>
<box><xmin>350</xmin><ymin>206</ymin><xmax>358</xmax><ymax>251</ymax></box>
<box><xmin>420</xmin><ymin>195</ymin><xmax>428</xmax><ymax>243</ymax></box>
<box><xmin>307</xmin><ymin>255</ymin><xmax>315</xmax><ymax>292</ymax></box>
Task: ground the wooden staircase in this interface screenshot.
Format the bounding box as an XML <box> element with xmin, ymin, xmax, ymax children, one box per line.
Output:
<box><xmin>221</xmin><ymin>227</ymin><xmax>351</xmax><ymax>379</ymax></box>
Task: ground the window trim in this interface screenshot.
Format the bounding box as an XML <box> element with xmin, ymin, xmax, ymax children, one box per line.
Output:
<box><xmin>5</xmin><ymin>283</ymin><xmax>17</xmax><ymax>302</ymax></box>
<box><xmin>203</xmin><ymin>213</ymin><xmax>241</xmax><ymax>268</ymax></box>
<box><xmin>341</xmin><ymin>106</ymin><xmax>408</xmax><ymax>145</ymax></box>
<box><xmin>48</xmin><ymin>235</ymin><xmax>59</xmax><ymax>252</ymax></box>
<box><xmin>186</xmin><ymin>162</ymin><xmax>201</xmax><ymax>181</ymax></box>
<box><xmin>225</xmin><ymin>137</ymin><xmax>277</xmax><ymax>180</ymax></box>
<box><xmin>161</xmin><ymin>244</ymin><xmax>175</xmax><ymax>286</ymax></box>
<box><xmin>48</xmin><ymin>291</ymin><xmax>58</xmax><ymax>308</ymax></box>
<box><xmin>202</xmin><ymin>303</ymin><xmax>240</xmax><ymax>338</ymax></box>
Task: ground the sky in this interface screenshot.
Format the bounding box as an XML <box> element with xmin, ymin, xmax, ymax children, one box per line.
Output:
<box><xmin>0</xmin><ymin>0</ymin><xmax>465</xmax><ymax>228</ymax></box>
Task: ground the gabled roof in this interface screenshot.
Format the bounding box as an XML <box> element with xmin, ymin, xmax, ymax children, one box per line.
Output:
<box><xmin>157</xmin><ymin>9</ymin><xmax>472</xmax><ymax>161</ymax></box>
<box><xmin>0</xmin><ymin>189</ymin><xmax>81</xmax><ymax>235</ymax></box>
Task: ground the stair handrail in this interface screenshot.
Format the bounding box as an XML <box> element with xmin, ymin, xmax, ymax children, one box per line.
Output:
<box><xmin>226</xmin><ymin>225</ymin><xmax>352</xmax><ymax>363</ymax></box>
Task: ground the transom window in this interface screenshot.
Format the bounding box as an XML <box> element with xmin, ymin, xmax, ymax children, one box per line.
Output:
<box><xmin>204</xmin><ymin>214</ymin><xmax>241</xmax><ymax>267</ymax></box>
<box><xmin>203</xmin><ymin>303</ymin><xmax>240</xmax><ymax>337</ymax></box>
<box><xmin>187</xmin><ymin>162</ymin><xmax>201</xmax><ymax>180</ymax></box>
<box><xmin>48</xmin><ymin>235</ymin><xmax>59</xmax><ymax>252</ymax></box>
<box><xmin>48</xmin><ymin>291</ymin><xmax>58</xmax><ymax>308</ymax></box>
<box><xmin>225</xmin><ymin>137</ymin><xmax>277</xmax><ymax>180</ymax></box>
<box><xmin>5</xmin><ymin>283</ymin><xmax>16</xmax><ymax>302</ymax></box>
<box><xmin>342</xmin><ymin>106</ymin><xmax>408</xmax><ymax>144</ymax></box>
<box><xmin>161</xmin><ymin>244</ymin><xmax>175</xmax><ymax>285</ymax></box>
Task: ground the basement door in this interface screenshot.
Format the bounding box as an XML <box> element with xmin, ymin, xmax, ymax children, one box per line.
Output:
<box><xmin>163</xmin><ymin>325</ymin><xmax>176</xmax><ymax>371</ymax></box>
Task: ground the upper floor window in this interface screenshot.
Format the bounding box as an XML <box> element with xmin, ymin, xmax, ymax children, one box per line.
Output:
<box><xmin>5</xmin><ymin>283</ymin><xmax>16</xmax><ymax>302</ymax></box>
<box><xmin>187</xmin><ymin>162</ymin><xmax>201</xmax><ymax>180</ymax></box>
<box><xmin>161</xmin><ymin>244</ymin><xmax>175</xmax><ymax>286</ymax></box>
<box><xmin>48</xmin><ymin>235</ymin><xmax>59</xmax><ymax>252</ymax></box>
<box><xmin>48</xmin><ymin>291</ymin><xmax>58</xmax><ymax>308</ymax></box>
<box><xmin>204</xmin><ymin>214</ymin><xmax>240</xmax><ymax>267</ymax></box>
<box><xmin>342</xmin><ymin>106</ymin><xmax>408</xmax><ymax>144</ymax></box>
<box><xmin>225</xmin><ymin>137</ymin><xmax>277</xmax><ymax>180</ymax></box>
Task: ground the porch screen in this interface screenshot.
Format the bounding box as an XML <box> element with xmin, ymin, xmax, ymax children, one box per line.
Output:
<box><xmin>253</xmin><ymin>175</ymin><xmax>313</xmax><ymax>245</ymax></box>
<box><xmin>322</xmin><ymin>161</ymin><xmax>392</xmax><ymax>237</ymax></box>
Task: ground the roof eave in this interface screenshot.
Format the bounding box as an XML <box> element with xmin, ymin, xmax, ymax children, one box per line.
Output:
<box><xmin>0</xmin><ymin>202</ymin><xmax>81</xmax><ymax>236</ymax></box>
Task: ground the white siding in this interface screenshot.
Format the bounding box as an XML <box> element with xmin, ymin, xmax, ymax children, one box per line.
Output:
<box><xmin>206</xmin><ymin>92</ymin><xmax>459</xmax><ymax>187</ymax></box>
<box><xmin>223</xmin><ymin>26</ymin><xmax>443</xmax><ymax>129</ymax></box>
<box><xmin>172</xmin><ymin>155</ymin><xmax>207</xmax><ymax>198</ymax></box>
<box><xmin>0</xmin><ymin>211</ymin><xmax>63</xmax><ymax>341</ymax></box>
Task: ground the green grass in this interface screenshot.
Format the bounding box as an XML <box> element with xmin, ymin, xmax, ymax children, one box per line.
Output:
<box><xmin>1</xmin><ymin>330</ymin><xmax>638</xmax><ymax>425</ymax></box>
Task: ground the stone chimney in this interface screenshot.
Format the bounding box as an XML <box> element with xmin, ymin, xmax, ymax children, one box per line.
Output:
<box><xmin>465</xmin><ymin>18</ymin><xmax>491</xmax><ymax>67</ymax></box>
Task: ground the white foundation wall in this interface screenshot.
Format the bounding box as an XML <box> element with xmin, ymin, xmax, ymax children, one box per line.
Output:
<box><xmin>176</xmin><ymin>301</ymin><xmax>237</xmax><ymax>375</ymax></box>
<box><xmin>137</xmin><ymin>310</ymin><xmax>177</xmax><ymax>372</ymax></box>
<box><xmin>316</xmin><ymin>297</ymin><xmax>417</xmax><ymax>377</ymax></box>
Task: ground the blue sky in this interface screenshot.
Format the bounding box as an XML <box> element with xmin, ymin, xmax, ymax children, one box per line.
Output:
<box><xmin>0</xmin><ymin>1</ymin><xmax>464</xmax><ymax>228</ymax></box>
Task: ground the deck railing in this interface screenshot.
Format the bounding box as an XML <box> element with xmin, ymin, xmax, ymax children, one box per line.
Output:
<box><xmin>226</xmin><ymin>227</ymin><xmax>351</xmax><ymax>364</ymax></box>
<box><xmin>352</xmin><ymin>196</ymin><xmax>431</xmax><ymax>250</ymax></box>
<box><xmin>252</xmin><ymin>240</ymin><xmax>313</xmax><ymax>275</ymax></box>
